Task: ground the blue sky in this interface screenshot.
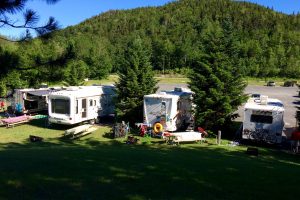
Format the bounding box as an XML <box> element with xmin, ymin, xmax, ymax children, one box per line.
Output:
<box><xmin>1</xmin><ymin>0</ymin><xmax>300</xmax><ymax>38</ymax></box>
<box><xmin>245</xmin><ymin>0</ymin><xmax>300</xmax><ymax>14</ymax></box>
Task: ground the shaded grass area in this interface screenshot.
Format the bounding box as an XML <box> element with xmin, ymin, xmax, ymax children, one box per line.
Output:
<box><xmin>0</xmin><ymin>119</ymin><xmax>300</xmax><ymax>199</ymax></box>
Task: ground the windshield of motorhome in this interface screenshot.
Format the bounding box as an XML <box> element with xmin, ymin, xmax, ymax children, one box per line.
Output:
<box><xmin>250</xmin><ymin>114</ymin><xmax>273</xmax><ymax>124</ymax></box>
<box><xmin>51</xmin><ymin>99</ymin><xmax>70</xmax><ymax>114</ymax></box>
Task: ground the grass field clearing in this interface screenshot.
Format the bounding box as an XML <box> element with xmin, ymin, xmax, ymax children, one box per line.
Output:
<box><xmin>85</xmin><ymin>75</ymin><xmax>298</xmax><ymax>86</ymax></box>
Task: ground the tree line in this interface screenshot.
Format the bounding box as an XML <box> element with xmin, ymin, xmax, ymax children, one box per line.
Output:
<box><xmin>1</xmin><ymin>0</ymin><xmax>300</xmax><ymax>93</ymax></box>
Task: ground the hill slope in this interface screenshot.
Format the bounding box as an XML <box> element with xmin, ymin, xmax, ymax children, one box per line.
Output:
<box><xmin>1</xmin><ymin>0</ymin><xmax>300</xmax><ymax>89</ymax></box>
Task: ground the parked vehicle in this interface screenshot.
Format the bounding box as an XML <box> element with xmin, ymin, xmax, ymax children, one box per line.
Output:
<box><xmin>267</xmin><ymin>80</ymin><xmax>276</xmax><ymax>86</ymax></box>
<box><xmin>48</xmin><ymin>85</ymin><xmax>115</xmax><ymax>125</ymax></box>
<box><xmin>143</xmin><ymin>87</ymin><xmax>193</xmax><ymax>132</ymax></box>
<box><xmin>283</xmin><ymin>80</ymin><xmax>296</xmax><ymax>87</ymax></box>
<box><xmin>242</xmin><ymin>95</ymin><xmax>284</xmax><ymax>144</ymax></box>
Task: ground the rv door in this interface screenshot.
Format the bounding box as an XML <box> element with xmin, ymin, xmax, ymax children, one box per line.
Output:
<box><xmin>88</xmin><ymin>98</ymin><xmax>98</xmax><ymax>119</ymax></box>
<box><xmin>81</xmin><ymin>99</ymin><xmax>87</xmax><ymax>118</ymax></box>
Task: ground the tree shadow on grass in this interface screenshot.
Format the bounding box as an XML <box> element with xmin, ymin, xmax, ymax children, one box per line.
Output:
<box><xmin>0</xmin><ymin>136</ymin><xmax>300</xmax><ymax>200</ymax></box>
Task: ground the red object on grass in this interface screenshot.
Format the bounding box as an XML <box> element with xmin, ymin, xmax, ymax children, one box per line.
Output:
<box><xmin>198</xmin><ymin>127</ymin><xmax>208</xmax><ymax>137</ymax></box>
<box><xmin>0</xmin><ymin>101</ymin><xmax>4</xmax><ymax>108</ymax></box>
<box><xmin>163</xmin><ymin>132</ymin><xmax>171</xmax><ymax>137</ymax></box>
<box><xmin>291</xmin><ymin>131</ymin><xmax>300</xmax><ymax>140</ymax></box>
<box><xmin>198</xmin><ymin>127</ymin><xmax>205</xmax><ymax>133</ymax></box>
<box><xmin>140</xmin><ymin>124</ymin><xmax>148</xmax><ymax>137</ymax></box>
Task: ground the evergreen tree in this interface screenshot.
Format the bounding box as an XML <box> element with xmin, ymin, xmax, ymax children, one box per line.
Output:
<box><xmin>115</xmin><ymin>37</ymin><xmax>158</xmax><ymax>124</ymax></box>
<box><xmin>63</xmin><ymin>60</ymin><xmax>88</xmax><ymax>86</ymax></box>
<box><xmin>0</xmin><ymin>0</ymin><xmax>59</xmax><ymax>41</ymax></box>
<box><xmin>189</xmin><ymin>21</ymin><xmax>247</xmax><ymax>131</ymax></box>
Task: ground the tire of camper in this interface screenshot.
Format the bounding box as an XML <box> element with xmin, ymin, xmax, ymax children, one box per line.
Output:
<box><xmin>89</xmin><ymin>119</ymin><xmax>96</xmax><ymax>125</ymax></box>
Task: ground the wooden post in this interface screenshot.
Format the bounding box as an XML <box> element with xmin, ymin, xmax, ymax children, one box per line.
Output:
<box><xmin>217</xmin><ymin>130</ymin><xmax>221</xmax><ymax>145</ymax></box>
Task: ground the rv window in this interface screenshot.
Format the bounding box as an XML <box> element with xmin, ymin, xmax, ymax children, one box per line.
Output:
<box><xmin>94</xmin><ymin>100</ymin><xmax>96</xmax><ymax>106</ymax></box>
<box><xmin>250</xmin><ymin>114</ymin><xmax>273</xmax><ymax>124</ymax></box>
<box><xmin>51</xmin><ymin>99</ymin><xmax>70</xmax><ymax>114</ymax></box>
<box><xmin>161</xmin><ymin>101</ymin><xmax>166</xmax><ymax>112</ymax></box>
<box><xmin>89</xmin><ymin>99</ymin><xmax>93</xmax><ymax>107</ymax></box>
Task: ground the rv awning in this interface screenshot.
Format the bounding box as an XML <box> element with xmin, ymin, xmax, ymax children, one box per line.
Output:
<box><xmin>27</xmin><ymin>90</ymin><xmax>50</xmax><ymax>96</ymax></box>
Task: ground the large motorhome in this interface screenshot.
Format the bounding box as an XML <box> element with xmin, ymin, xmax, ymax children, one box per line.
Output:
<box><xmin>48</xmin><ymin>85</ymin><xmax>115</xmax><ymax>125</ymax></box>
<box><xmin>13</xmin><ymin>87</ymin><xmax>61</xmax><ymax>114</ymax></box>
<box><xmin>242</xmin><ymin>95</ymin><xmax>284</xmax><ymax>144</ymax></box>
<box><xmin>143</xmin><ymin>87</ymin><xmax>193</xmax><ymax>132</ymax></box>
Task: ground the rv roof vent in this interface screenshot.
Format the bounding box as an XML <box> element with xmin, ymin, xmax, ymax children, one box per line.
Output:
<box><xmin>160</xmin><ymin>92</ymin><xmax>167</xmax><ymax>95</ymax></box>
<box><xmin>66</xmin><ymin>86</ymin><xmax>79</xmax><ymax>91</ymax></box>
<box><xmin>174</xmin><ymin>87</ymin><xmax>183</xmax><ymax>92</ymax></box>
<box><xmin>260</xmin><ymin>95</ymin><xmax>268</xmax><ymax>105</ymax></box>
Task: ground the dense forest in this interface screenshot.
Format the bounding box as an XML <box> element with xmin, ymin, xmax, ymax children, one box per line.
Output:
<box><xmin>1</xmin><ymin>0</ymin><xmax>300</xmax><ymax>94</ymax></box>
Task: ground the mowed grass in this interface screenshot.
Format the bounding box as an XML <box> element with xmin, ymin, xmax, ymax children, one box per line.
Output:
<box><xmin>86</xmin><ymin>75</ymin><xmax>298</xmax><ymax>86</ymax></box>
<box><xmin>0</xmin><ymin>119</ymin><xmax>300</xmax><ymax>199</ymax></box>
<box><xmin>86</xmin><ymin>74</ymin><xmax>189</xmax><ymax>85</ymax></box>
<box><xmin>245</xmin><ymin>77</ymin><xmax>300</xmax><ymax>86</ymax></box>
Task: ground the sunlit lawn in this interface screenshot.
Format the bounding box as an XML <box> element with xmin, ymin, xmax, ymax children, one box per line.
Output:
<box><xmin>245</xmin><ymin>77</ymin><xmax>300</xmax><ymax>86</ymax></box>
<box><xmin>0</xmin><ymin>119</ymin><xmax>300</xmax><ymax>199</ymax></box>
<box><xmin>86</xmin><ymin>75</ymin><xmax>298</xmax><ymax>86</ymax></box>
<box><xmin>86</xmin><ymin>74</ymin><xmax>189</xmax><ymax>85</ymax></box>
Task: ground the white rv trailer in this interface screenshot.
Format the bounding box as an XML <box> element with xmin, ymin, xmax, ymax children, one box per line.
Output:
<box><xmin>242</xmin><ymin>95</ymin><xmax>284</xmax><ymax>144</ymax></box>
<box><xmin>13</xmin><ymin>87</ymin><xmax>61</xmax><ymax>114</ymax></box>
<box><xmin>48</xmin><ymin>85</ymin><xmax>115</xmax><ymax>125</ymax></box>
<box><xmin>143</xmin><ymin>87</ymin><xmax>193</xmax><ymax>132</ymax></box>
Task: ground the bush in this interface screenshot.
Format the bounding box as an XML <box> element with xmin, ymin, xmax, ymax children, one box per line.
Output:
<box><xmin>0</xmin><ymin>81</ymin><xmax>7</xmax><ymax>97</ymax></box>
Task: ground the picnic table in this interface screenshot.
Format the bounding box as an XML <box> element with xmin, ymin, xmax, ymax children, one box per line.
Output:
<box><xmin>1</xmin><ymin>115</ymin><xmax>30</xmax><ymax>128</ymax></box>
<box><xmin>163</xmin><ymin>131</ymin><xmax>203</xmax><ymax>145</ymax></box>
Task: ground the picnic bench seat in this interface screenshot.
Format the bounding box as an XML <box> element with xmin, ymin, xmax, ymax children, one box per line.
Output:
<box><xmin>64</xmin><ymin>124</ymin><xmax>98</xmax><ymax>139</ymax></box>
<box><xmin>1</xmin><ymin>115</ymin><xmax>30</xmax><ymax>128</ymax></box>
<box><xmin>163</xmin><ymin>131</ymin><xmax>202</xmax><ymax>145</ymax></box>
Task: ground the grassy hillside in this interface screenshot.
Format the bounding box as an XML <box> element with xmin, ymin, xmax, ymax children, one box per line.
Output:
<box><xmin>1</xmin><ymin>0</ymin><xmax>300</xmax><ymax>90</ymax></box>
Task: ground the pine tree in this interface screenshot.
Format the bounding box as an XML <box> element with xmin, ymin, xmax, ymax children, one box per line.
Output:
<box><xmin>63</xmin><ymin>60</ymin><xmax>88</xmax><ymax>86</ymax></box>
<box><xmin>115</xmin><ymin>37</ymin><xmax>158</xmax><ymax>124</ymax></box>
<box><xmin>189</xmin><ymin>20</ymin><xmax>247</xmax><ymax>131</ymax></box>
<box><xmin>0</xmin><ymin>0</ymin><xmax>59</xmax><ymax>41</ymax></box>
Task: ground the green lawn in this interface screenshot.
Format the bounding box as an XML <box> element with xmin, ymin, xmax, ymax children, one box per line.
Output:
<box><xmin>86</xmin><ymin>74</ymin><xmax>189</xmax><ymax>85</ymax></box>
<box><xmin>244</xmin><ymin>77</ymin><xmax>300</xmax><ymax>86</ymax></box>
<box><xmin>0</xmin><ymin>119</ymin><xmax>300</xmax><ymax>199</ymax></box>
<box><xmin>86</xmin><ymin>75</ymin><xmax>298</xmax><ymax>86</ymax></box>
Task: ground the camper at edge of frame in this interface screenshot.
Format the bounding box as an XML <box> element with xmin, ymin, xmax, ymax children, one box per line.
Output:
<box><xmin>242</xmin><ymin>95</ymin><xmax>284</xmax><ymax>144</ymax></box>
<box><xmin>48</xmin><ymin>85</ymin><xmax>115</xmax><ymax>125</ymax></box>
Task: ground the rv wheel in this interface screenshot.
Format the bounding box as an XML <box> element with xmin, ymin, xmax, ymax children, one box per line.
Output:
<box><xmin>89</xmin><ymin>119</ymin><xmax>96</xmax><ymax>125</ymax></box>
